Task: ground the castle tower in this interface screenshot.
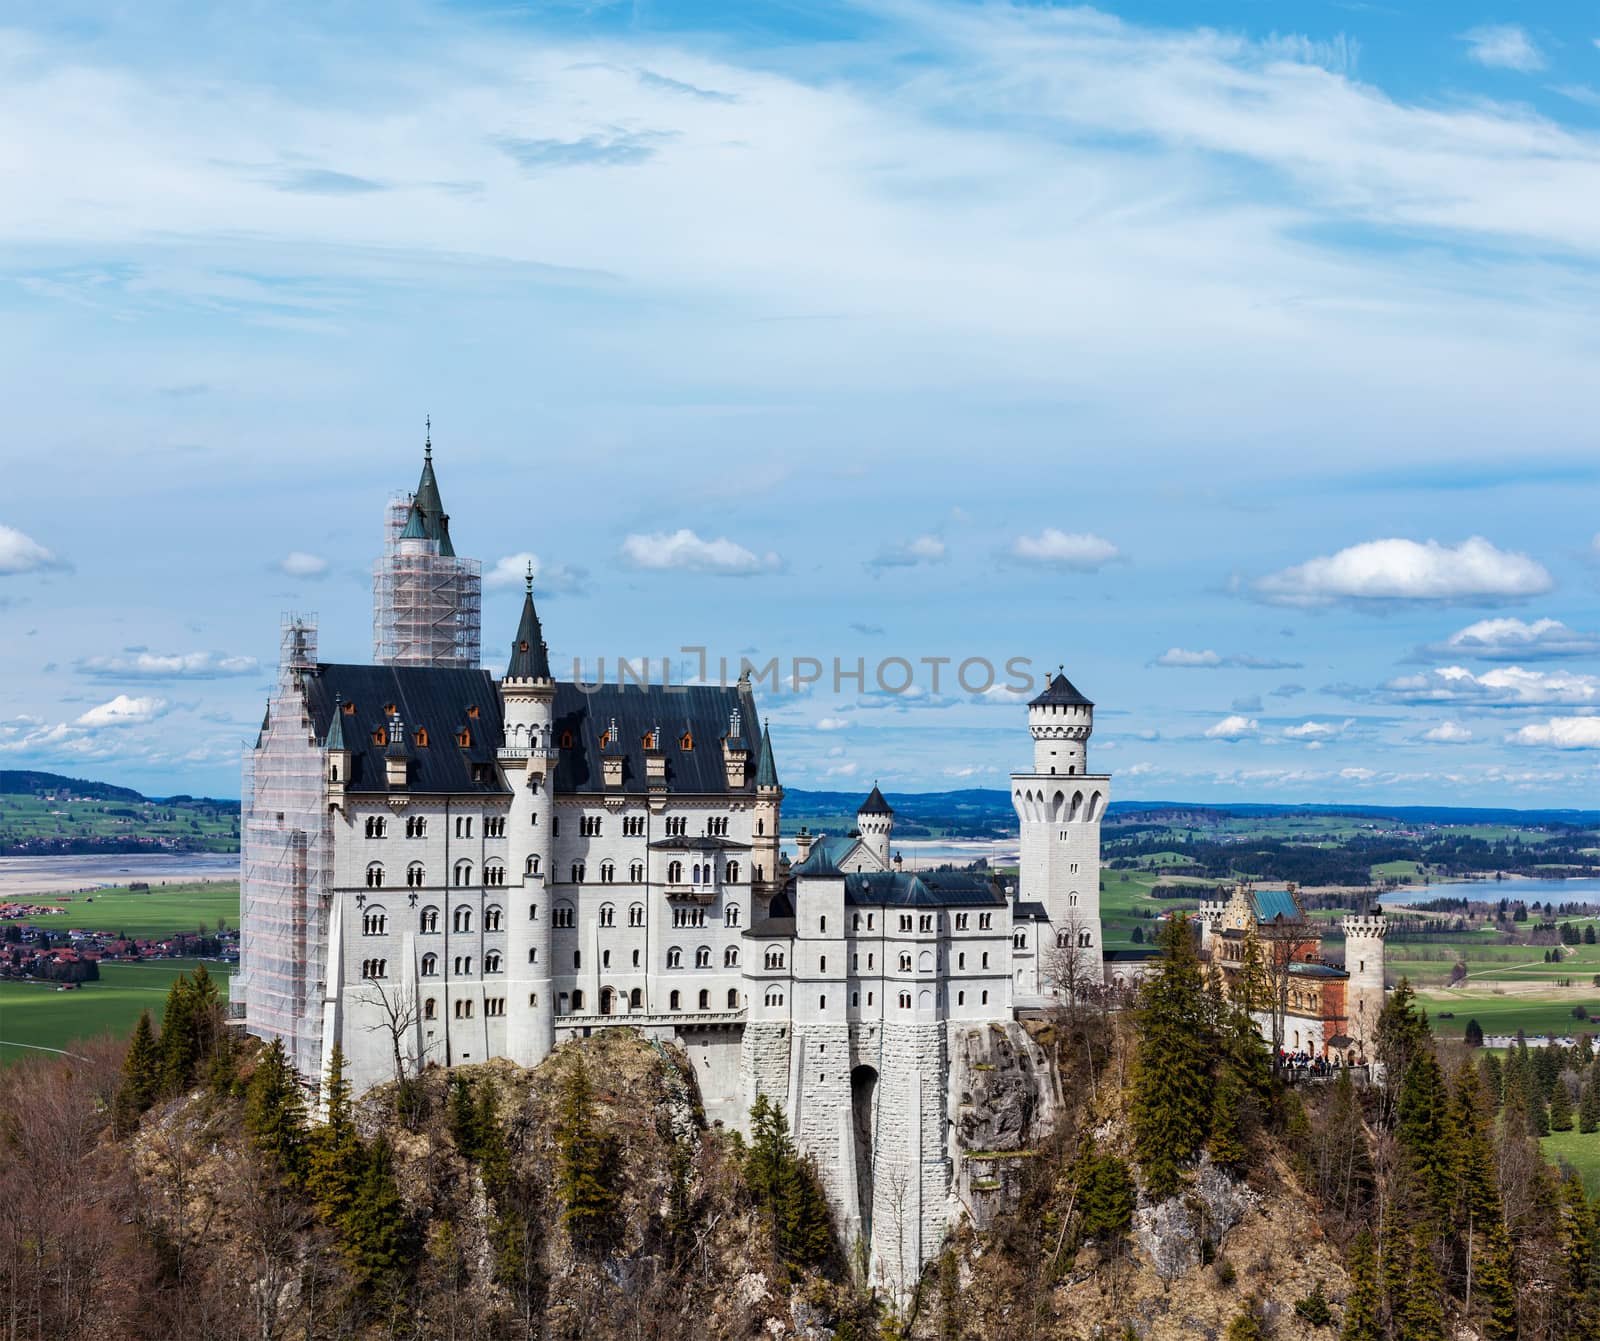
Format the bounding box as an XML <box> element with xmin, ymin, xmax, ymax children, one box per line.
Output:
<box><xmin>373</xmin><ymin>422</ymin><xmax>483</xmax><ymax>667</ymax></box>
<box><xmin>500</xmin><ymin>569</ymin><xmax>557</xmax><ymax>1067</ymax></box>
<box><xmin>1011</xmin><ymin>670</ymin><xmax>1109</xmax><ymax>994</ymax></box>
<box><xmin>856</xmin><ymin>784</ymin><xmax>893</xmax><ymax>868</ymax></box>
<box><xmin>752</xmin><ymin>723</ymin><xmax>784</xmax><ymax>911</ymax></box>
<box><xmin>1340</xmin><ymin>910</ymin><xmax>1388</xmax><ymax>1058</ymax></box>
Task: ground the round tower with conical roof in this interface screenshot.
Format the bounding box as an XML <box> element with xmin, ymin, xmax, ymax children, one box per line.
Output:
<box><xmin>1029</xmin><ymin>666</ymin><xmax>1094</xmax><ymax>775</ymax></box>
<box><xmin>857</xmin><ymin>784</ymin><xmax>894</xmax><ymax>868</ymax></box>
<box><xmin>501</xmin><ymin>568</ymin><xmax>557</xmax><ymax>1067</ymax></box>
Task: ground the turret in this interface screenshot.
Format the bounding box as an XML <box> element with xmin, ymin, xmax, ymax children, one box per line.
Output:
<box><xmin>1028</xmin><ymin>670</ymin><xmax>1093</xmax><ymax>775</ymax></box>
<box><xmin>722</xmin><ymin>708</ymin><xmax>750</xmax><ymax>788</ymax></box>
<box><xmin>325</xmin><ymin>695</ymin><xmax>352</xmax><ymax>809</ymax></box>
<box><xmin>752</xmin><ymin>722</ymin><xmax>783</xmax><ymax>898</ymax></box>
<box><xmin>500</xmin><ymin>567</ymin><xmax>557</xmax><ymax>1067</ymax></box>
<box><xmin>1340</xmin><ymin>909</ymin><xmax>1388</xmax><ymax>1058</ymax></box>
<box><xmin>856</xmin><ymin>784</ymin><xmax>893</xmax><ymax>868</ymax></box>
<box><xmin>383</xmin><ymin>713</ymin><xmax>411</xmax><ymax>788</ymax></box>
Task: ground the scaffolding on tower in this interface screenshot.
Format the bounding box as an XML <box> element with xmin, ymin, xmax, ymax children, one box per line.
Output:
<box><xmin>372</xmin><ymin>494</ymin><xmax>482</xmax><ymax>667</ymax></box>
<box><xmin>235</xmin><ymin>614</ymin><xmax>332</xmax><ymax>1081</ymax></box>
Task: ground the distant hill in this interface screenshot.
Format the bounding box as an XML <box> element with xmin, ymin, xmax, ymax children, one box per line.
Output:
<box><xmin>0</xmin><ymin>772</ymin><xmax>239</xmax><ymax>856</ymax></box>
<box><xmin>0</xmin><ymin>770</ymin><xmax>146</xmax><ymax>804</ymax></box>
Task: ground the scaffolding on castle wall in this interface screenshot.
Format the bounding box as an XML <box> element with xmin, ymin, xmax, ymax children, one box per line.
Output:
<box><xmin>372</xmin><ymin>495</ymin><xmax>482</xmax><ymax>667</ymax></box>
<box><xmin>236</xmin><ymin>614</ymin><xmax>332</xmax><ymax>1081</ymax></box>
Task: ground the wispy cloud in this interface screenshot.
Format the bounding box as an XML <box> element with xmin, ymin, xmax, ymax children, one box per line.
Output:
<box><xmin>1151</xmin><ymin>647</ymin><xmax>1303</xmax><ymax>669</ymax></box>
<box><xmin>1461</xmin><ymin>24</ymin><xmax>1544</xmax><ymax>73</ymax></box>
<box><xmin>276</xmin><ymin>551</ymin><xmax>329</xmax><ymax>579</ymax></box>
<box><xmin>485</xmin><ymin>552</ymin><xmax>589</xmax><ymax>594</ymax></box>
<box><xmin>1411</xmin><ymin>617</ymin><xmax>1600</xmax><ymax>662</ymax></box>
<box><xmin>1416</xmin><ymin>721</ymin><xmax>1473</xmax><ymax>744</ymax></box>
<box><xmin>0</xmin><ymin>524</ymin><xmax>67</xmax><ymax>575</ymax></box>
<box><xmin>270</xmin><ymin>167</ymin><xmax>387</xmax><ymax>194</ymax></box>
<box><xmin>637</xmin><ymin>70</ymin><xmax>737</xmax><ymax>103</ymax></box>
<box><xmin>1008</xmin><ymin>529</ymin><xmax>1119</xmax><ymax>571</ymax></box>
<box><xmin>493</xmin><ymin>129</ymin><xmax>671</xmax><ymax>171</ymax></box>
<box><xmin>1204</xmin><ymin>714</ymin><xmax>1259</xmax><ymax>740</ymax></box>
<box><xmin>1256</xmin><ymin>537</ymin><xmax>1552</xmax><ymax>608</ymax></box>
<box><xmin>74</xmin><ymin>651</ymin><xmax>258</xmax><ymax>680</ymax></box>
<box><xmin>620</xmin><ymin>529</ymin><xmax>782</xmax><ymax>576</ymax></box>
<box><xmin>1381</xmin><ymin>665</ymin><xmax>1600</xmax><ymax>708</ymax></box>
<box><xmin>868</xmin><ymin>534</ymin><xmax>946</xmax><ymax>571</ymax></box>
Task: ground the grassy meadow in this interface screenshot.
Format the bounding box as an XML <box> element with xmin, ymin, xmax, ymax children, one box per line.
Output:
<box><xmin>26</xmin><ymin>880</ymin><xmax>240</xmax><ymax>939</ymax></box>
<box><xmin>0</xmin><ymin>958</ymin><xmax>232</xmax><ymax>1061</ymax></box>
<box><xmin>1542</xmin><ymin>1129</ymin><xmax>1600</xmax><ymax>1199</ymax></box>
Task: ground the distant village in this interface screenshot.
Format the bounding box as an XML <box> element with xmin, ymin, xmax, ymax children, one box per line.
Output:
<box><xmin>0</xmin><ymin>894</ymin><xmax>238</xmax><ymax>985</ymax></box>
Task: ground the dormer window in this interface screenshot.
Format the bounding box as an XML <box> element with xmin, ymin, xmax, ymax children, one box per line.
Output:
<box><xmin>342</xmin><ymin>700</ymin><xmax>356</xmax><ymax>716</ymax></box>
<box><xmin>384</xmin><ymin>703</ymin><xmax>397</xmax><ymax>718</ymax></box>
<box><xmin>414</xmin><ymin>727</ymin><xmax>429</xmax><ymax>747</ymax></box>
<box><xmin>560</xmin><ymin>730</ymin><xmax>574</xmax><ymax>749</ymax></box>
<box><xmin>372</xmin><ymin>728</ymin><xmax>387</xmax><ymax>747</ymax></box>
<box><xmin>467</xmin><ymin>704</ymin><xmax>480</xmax><ymax>719</ymax></box>
<box><xmin>680</xmin><ymin>732</ymin><xmax>693</xmax><ymax>751</ymax></box>
<box><xmin>456</xmin><ymin>729</ymin><xmax>471</xmax><ymax>748</ymax></box>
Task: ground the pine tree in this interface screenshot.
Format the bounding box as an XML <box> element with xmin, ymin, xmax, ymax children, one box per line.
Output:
<box><xmin>158</xmin><ymin>972</ymin><xmax>199</xmax><ymax>1094</ymax></box>
<box><xmin>1380</xmin><ymin>1209</ymin><xmax>1410</xmax><ymax>1334</ymax></box>
<box><xmin>1579</xmin><ymin>1065</ymin><xmax>1600</xmax><ymax>1135</ymax></box>
<box><xmin>1448</xmin><ymin>1060</ymin><xmax>1502</xmax><ymax>1232</ymax></box>
<box><xmin>340</xmin><ymin>1136</ymin><xmax>411</xmax><ymax>1294</ymax></box>
<box><xmin>1398</xmin><ymin>1231</ymin><xmax>1446</xmax><ymax>1341</ymax></box>
<box><xmin>1208</xmin><ymin>1069</ymin><xmax>1248</xmax><ymax>1174</ymax></box>
<box><xmin>1474</xmin><ymin>1222</ymin><xmax>1518</xmax><ymax>1341</ymax></box>
<box><xmin>1464</xmin><ymin>1018</ymin><xmax>1484</xmax><ymax>1048</ymax></box>
<box><xmin>1375</xmin><ymin>980</ymin><xmax>1431</xmax><ymax>1107</ymax></box>
<box><xmin>1550</xmin><ymin>1078</ymin><xmax>1575</xmax><ymax>1131</ymax></box>
<box><xmin>245</xmin><ymin>1037</ymin><xmax>309</xmax><ymax>1184</ymax></box>
<box><xmin>448</xmin><ymin>1074</ymin><xmax>480</xmax><ymax>1155</ymax></box>
<box><xmin>306</xmin><ymin>1045</ymin><xmax>363</xmax><ymax>1222</ymax></box>
<box><xmin>556</xmin><ymin>1062</ymin><xmax>618</xmax><ymax>1254</ymax></box>
<box><xmin>115</xmin><ymin>1010</ymin><xmax>161</xmax><ymax>1131</ymax></box>
<box><xmin>1075</xmin><ymin>1144</ymin><xmax>1135</xmax><ymax>1242</ymax></box>
<box><xmin>776</xmin><ymin>1154</ymin><xmax>834</xmax><ymax>1273</ymax></box>
<box><xmin>1479</xmin><ymin>1051</ymin><xmax>1504</xmax><ymax>1111</ymax></box>
<box><xmin>1131</xmin><ymin>915</ymin><xmax>1213</xmax><ymax>1200</ymax></box>
<box><xmin>1397</xmin><ymin>1049</ymin><xmax>1452</xmax><ymax>1225</ymax></box>
<box><xmin>1340</xmin><ymin>1230</ymin><xmax>1381</xmax><ymax>1341</ymax></box>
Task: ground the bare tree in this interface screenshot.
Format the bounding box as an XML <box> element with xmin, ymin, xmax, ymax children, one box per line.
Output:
<box><xmin>1042</xmin><ymin>911</ymin><xmax>1093</xmax><ymax>1007</ymax></box>
<box><xmin>355</xmin><ymin>978</ymin><xmax>425</xmax><ymax>1120</ymax></box>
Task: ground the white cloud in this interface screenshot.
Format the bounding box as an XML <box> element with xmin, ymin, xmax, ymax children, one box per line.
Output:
<box><xmin>277</xmin><ymin>551</ymin><xmax>329</xmax><ymax>579</ymax></box>
<box><xmin>1462</xmin><ymin>24</ymin><xmax>1544</xmax><ymax>73</ymax></box>
<box><xmin>1009</xmin><ymin>529</ymin><xmax>1119</xmax><ymax>571</ymax></box>
<box><xmin>0</xmin><ymin>523</ymin><xmax>65</xmax><ymax>575</ymax></box>
<box><xmin>485</xmin><ymin>551</ymin><xmax>588</xmax><ymax>593</ymax></box>
<box><xmin>1204</xmin><ymin>714</ymin><xmax>1259</xmax><ymax>740</ymax></box>
<box><xmin>868</xmin><ymin>534</ymin><xmax>947</xmax><ymax>570</ymax></box>
<box><xmin>1506</xmin><ymin>717</ymin><xmax>1600</xmax><ymax>749</ymax></box>
<box><xmin>1381</xmin><ymin>664</ymin><xmax>1600</xmax><ymax>707</ymax></box>
<box><xmin>1125</xmin><ymin>762</ymin><xmax>1156</xmax><ymax>777</ymax></box>
<box><xmin>1418</xmin><ymin>721</ymin><xmax>1473</xmax><ymax>744</ymax></box>
<box><xmin>75</xmin><ymin>694</ymin><xmax>170</xmax><ymax>727</ymax></box>
<box><xmin>1415</xmin><ymin>617</ymin><xmax>1600</xmax><ymax>661</ymax></box>
<box><xmin>1152</xmin><ymin>647</ymin><xmax>1302</xmax><ymax>669</ymax></box>
<box><xmin>75</xmin><ymin>650</ymin><xmax>258</xmax><ymax>680</ymax></box>
<box><xmin>1282</xmin><ymin>718</ymin><xmax>1353</xmax><ymax>740</ymax></box>
<box><xmin>620</xmin><ymin>529</ymin><xmax>782</xmax><ymax>576</ymax></box>
<box><xmin>1256</xmin><ymin>537</ymin><xmax>1552</xmax><ymax>607</ymax></box>
<box><xmin>815</xmin><ymin>716</ymin><xmax>850</xmax><ymax>731</ymax></box>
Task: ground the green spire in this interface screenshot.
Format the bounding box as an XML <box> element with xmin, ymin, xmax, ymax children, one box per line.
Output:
<box><xmin>506</xmin><ymin>565</ymin><xmax>552</xmax><ymax>681</ymax></box>
<box><xmin>399</xmin><ymin>505</ymin><xmax>428</xmax><ymax>541</ymax></box>
<box><xmin>756</xmin><ymin>723</ymin><xmax>780</xmax><ymax>788</ymax></box>
<box><xmin>409</xmin><ymin>415</ymin><xmax>456</xmax><ymax>554</ymax></box>
<box><xmin>325</xmin><ymin>697</ymin><xmax>347</xmax><ymax>751</ymax></box>
<box><xmin>255</xmin><ymin>701</ymin><xmax>270</xmax><ymax>749</ymax></box>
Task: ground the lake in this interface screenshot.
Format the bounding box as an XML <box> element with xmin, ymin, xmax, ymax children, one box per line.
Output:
<box><xmin>0</xmin><ymin>852</ymin><xmax>238</xmax><ymax>899</ymax></box>
<box><xmin>1380</xmin><ymin>877</ymin><xmax>1600</xmax><ymax>909</ymax></box>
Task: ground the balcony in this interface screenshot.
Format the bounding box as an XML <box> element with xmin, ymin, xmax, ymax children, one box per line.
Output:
<box><xmin>665</xmin><ymin>883</ymin><xmax>718</xmax><ymax>904</ymax></box>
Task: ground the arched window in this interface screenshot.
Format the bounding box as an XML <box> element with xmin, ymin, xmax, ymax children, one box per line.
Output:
<box><xmin>669</xmin><ymin>990</ymin><xmax>682</xmax><ymax>1011</ymax></box>
<box><xmin>698</xmin><ymin>988</ymin><xmax>710</xmax><ymax>1010</ymax></box>
<box><xmin>421</xmin><ymin>953</ymin><xmax>438</xmax><ymax>976</ymax></box>
<box><xmin>406</xmin><ymin>862</ymin><xmax>425</xmax><ymax>888</ymax></box>
<box><xmin>725</xmin><ymin>904</ymin><xmax>741</xmax><ymax>927</ymax></box>
<box><xmin>630</xmin><ymin>987</ymin><xmax>643</xmax><ymax>1010</ymax></box>
<box><xmin>553</xmin><ymin>902</ymin><xmax>574</xmax><ymax>929</ymax></box>
<box><xmin>485</xmin><ymin>950</ymin><xmax>502</xmax><ymax>973</ymax></box>
<box><xmin>728</xmin><ymin>987</ymin><xmax>740</xmax><ymax>1009</ymax></box>
<box><xmin>484</xmin><ymin>863</ymin><xmax>505</xmax><ymax>887</ymax></box>
<box><xmin>695</xmin><ymin>946</ymin><xmax>712</xmax><ymax>968</ymax></box>
<box><xmin>1056</xmin><ymin>930</ymin><xmax>1069</xmax><ymax>948</ymax></box>
<box><xmin>764</xmin><ymin>946</ymin><xmax>786</xmax><ymax>970</ymax></box>
<box><xmin>629</xmin><ymin>860</ymin><xmax>644</xmax><ymax>882</ymax></box>
<box><xmin>420</xmin><ymin>905</ymin><xmax>439</xmax><ymax>933</ymax></box>
<box><xmin>757</xmin><ymin>818</ymin><xmax>765</xmax><ymax>835</ymax></box>
<box><xmin>453</xmin><ymin>860</ymin><xmax>472</xmax><ymax>887</ymax></box>
<box><xmin>424</xmin><ymin>997</ymin><xmax>436</xmax><ymax>1019</ymax></box>
<box><xmin>453</xmin><ymin>906</ymin><xmax>473</xmax><ymax>933</ymax></box>
<box><xmin>957</xmin><ymin>990</ymin><xmax>965</xmax><ymax>1006</ymax></box>
<box><xmin>898</xmin><ymin>952</ymin><xmax>912</xmax><ymax>972</ymax></box>
<box><xmin>570</xmin><ymin>862</ymin><xmax>585</xmax><ymax>884</ymax></box>
<box><xmin>365</xmin><ymin>862</ymin><xmax>384</xmax><ymax>888</ymax></box>
<box><xmin>958</xmin><ymin>952</ymin><xmax>966</xmax><ymax>969</ymax></box>
<box><xmin>898</xmin><ymin>991</ymin><xmax>911</xmax><ymax>1009</ymax></box>
<box><xmin>600</xmin><ymin>861</ymin><xmax>615</xmax><ymax>884</ymax></box>
<box><xmin>724</xmin><ymin>946</ymin><xmax>739</xmax><ymax>967</ymax></box>
<box><xmin>918</xmin><ymin>950</ymin><xmax>933</xmax><ymax>972</ymax></box>
<box><xmin>726</xmin><ymin>861</ymin><xmax>740</xmax><ymax>883</ymax></box>
<box><xmin>629</xmin><ymin>903</ymin><xmax>645</xmax><ymax>927</ymax></box>
<box><xmin>765</xmin><ymin>988</ymin><xmax>784</xmax><ymax>1007</ymax></box>
<box><xmin>407</xmin><ymin>815</ymin><xmax>427</xmax><ymax>839</ymax></box>
<box><xmin>571</xmin><ymin>989</ymin><xmax>584</xmax><ymax>1012</ymax></box>
<box><xmin>528</xmin><ymin>947</ymin><xmax>537</xmax><ymax>964</ymax></box>
<box><xmin>667</xmin><ymin>946</ymin><xmax>683</xmax><ymax>968</ymax></box>
<box><xmin>1013</xmin><ymin>930</ymin><xmax>1027</xmax><ymax>949</ymax></box>
<box><xmin>484</xmin><ymin>905</ymin><xmax>503</xmax><ymax>931</ymax></box>
<box><xmin>526</xmin><ymin>854</ymin><xmax>540</xmax><ymax>876</ymax></box>
<box><xmin>362</xmin><ymin>907</ymin><xmax>387</xmax><ymax>936</ymax></box>
<box><xmin>365</xmin><ymin>816</ymin><xmax>387</xmax><ymax>839</ymax></box>
<box><xmin>668</xmin><ymin>860</ymin><xmax>683</xmax><ymax>883</ymax></box>
<box><xmin>599</xmin><ymin>903</ymin><xmax>616</xmax><ymax>928</ymax></box>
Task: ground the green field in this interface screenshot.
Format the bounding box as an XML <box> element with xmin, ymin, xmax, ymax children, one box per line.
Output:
<box><xmin>27</xmin><ymin>880</ymin><xmax>240</xmax><ymax>939</ymax></box>
<box><xmin>1416</xmin><ymin>986</ymin><xmax>1596</xmax><ymax>1043</ymax></box>
<box><xmin>0</xmin><ymin>958</ymin><xmax>232</xmax><ymax>1061</ymax></box>
<box><xmin>1542</xmin><ymin>1129</ymin><xmax>1600</xmax><ymax>1198</ymax></box>
<box><xmin>0</xmin><ymin>790</ymin><xmax>237</xmax><ymax>851</ymax></box>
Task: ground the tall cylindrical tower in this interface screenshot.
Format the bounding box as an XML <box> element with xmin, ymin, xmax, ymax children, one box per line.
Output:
<box><xmin>1340</xmin><ymin>911</ymin><xmax>1388</xmax><ymax>1058</ymax></box>
<box><xmin>502</xmin><ymin>572</ymin><xmax>557</xmax><ymax>1067</ymax></box>
<box><xmin>856</xmin><ymin>785</ymin><xmax>893</xmax><ymax>868</ymax></box>
<box><xmin>1029</xmin><ymin>671</ymin><xmax>1093</xmax><ymax>776</ymax></box>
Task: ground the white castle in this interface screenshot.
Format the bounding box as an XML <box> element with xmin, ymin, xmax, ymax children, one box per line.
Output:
<box><xmin>234</xmin><ymin>440</ymin><xmax>1136</xmax><ymax>1285</ymax></box>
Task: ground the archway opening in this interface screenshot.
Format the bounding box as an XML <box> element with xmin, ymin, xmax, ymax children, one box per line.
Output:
<box><xmin>850</xmin><ymin>1064</ymin><xmax>878</xmax><ymax>1237</ymax></box>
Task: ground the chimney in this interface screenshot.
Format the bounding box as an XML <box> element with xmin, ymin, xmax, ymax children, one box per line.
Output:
<box><xmin>795</xmin><ymin>825</ymin><xmax>813</xmax><ymax>863</ymax></box>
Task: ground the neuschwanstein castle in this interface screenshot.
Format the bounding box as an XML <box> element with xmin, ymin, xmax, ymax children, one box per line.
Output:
<box><xmin>237</xmin><ymin>438</ymin><xmax>1383</xmax><ymax>1286</ymax></box>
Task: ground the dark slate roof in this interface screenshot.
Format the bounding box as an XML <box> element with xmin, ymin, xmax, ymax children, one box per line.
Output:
<box><xmin>1249</xmin><ymin>888</ymin><xmax>1304</xmax><ymax>923</ymax></box>
<box><xmin>1029</xmin><ymin>671</ymin><xmax>1093</xmax><ymax>708</ymax></box>
<box><xmin>842</xmin><ymin>870</ymin><xmax>1004</xmax><ymax>908</ymax></box>
<box><xmin>857</xmin><ymin>783</ymin><xmax>893</xmax><ymax>816</ymax></box>
<box><xmin>1289</xmin><ymin>961</ymin><xmax>1347</xmax><ymax>979</ymax></box>
<box><xmin>755</xmin><ymin>724</ymin><xmax>780</xmax><ymax>788</ymax></box>
<box><xmin>649</xmin><ymin>835</ymin><xmax>752</xmax><ymax>851</ymax></box>
<box><xmin>1014</xmin><ymin>901</ymin><xmax>1049</xmax><ymax>920</ymax></box>
<box><xmin>305</xmin><ymin>664</ymin><xmax>508</xmax><ymax>795</ymax></box>
<box><xmin>411</xmin><ymin>440</ymin><xmax>457</xmax><ymax>557</ymax></box>
<box><xmin>506</xmin><ymin>581</ymin><xmax>552</xmax><ymax>681</ymax></box>
<box><xmin>550</xmin><ymin>681</ymin><xmax>761</xmax><ymax>796</ymax></box>
<box><xmin>795</xmin><ymin>834</ymin><xmax>858</xmax><ymax>873</ymax></box>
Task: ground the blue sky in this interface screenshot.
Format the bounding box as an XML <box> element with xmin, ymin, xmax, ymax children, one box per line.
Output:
<box><xmin>2</xmin><ymin>0</ymin><xmax>1599</xmax><ymax>804</ymax></box>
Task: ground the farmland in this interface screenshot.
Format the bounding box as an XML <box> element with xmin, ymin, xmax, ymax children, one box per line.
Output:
<box><xmin>24</xmin><ymin>880</ymin><xmax>242</xmax><ymax>940</ymax></box>
<box><xmin>0</xmin><ymin>958</ymin><xmax>232</xmax><ymax>1061</ymax></box>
